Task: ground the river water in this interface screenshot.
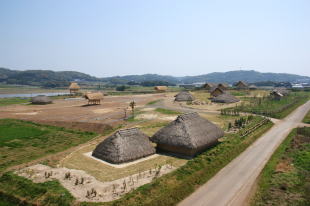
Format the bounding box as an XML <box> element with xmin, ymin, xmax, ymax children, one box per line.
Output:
<box><xmin>0</xmin><ymin>92</ymin><xmax>70</xmax><ymax>98</ymax></box>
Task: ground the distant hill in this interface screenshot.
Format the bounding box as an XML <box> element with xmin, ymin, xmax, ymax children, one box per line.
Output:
<box><xmin>0</xmin><ymin>68</ymin><xmax>309</xmax><ymax>87</ymax></box>
<box><xmin>0</xmin><ymin>68</ymin><xmax>98</xmax><ymax>87</ymax></box>
<box><xmin>102</xmin><ymin>70</ymin><xmax>310</xmax><ymax>84</ymax></box>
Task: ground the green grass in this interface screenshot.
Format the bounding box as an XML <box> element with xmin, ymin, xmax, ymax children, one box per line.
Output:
<box><xmin>155</xmin><ymin>108</ymin><xmax>182</xmax><ymax>115</ymax></box>
<box><xmin>251</xmin><ymin>127</ymin><xmax>310</xmax><ymax>206</ymax></box>
<box><xmin>146</xmin><ymin>100</ymin><xmax>161</xmax><ymax>105</ymax></box>
<box><xmin>80</xmin><ymin>117</ymin><xmax>273</xmax><ymax>206</ymax></box>
<box><xmin>0</xmin><ymin>119</ymin><xmax>97</xmax><ymax>173</ymax></box>
<box><xmin>225</xmin><ymin>91</ymin><xmax>310</xmax><ymax>119</ymax></box>
<box><xmin>0</xmin><ymin>172</ymin><xmax>74</xmax><ymax>206</ymax></box>
<box><xmin>0</xmin><ymin>98</ymin><xmax>30</xmax><ymax>106</ymax></box>
<box><xmin>303</xmin><ymin>110</ymin><xmax>310</xmax><ymax>124</ymax></box>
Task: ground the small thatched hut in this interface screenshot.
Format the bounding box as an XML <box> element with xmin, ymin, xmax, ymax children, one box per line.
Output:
<box><xmin>235</xmin><ymin>81</ymin><xmax>248</xmax><ymax>90</ymax></box>
<box><xmin>211</xmin><ymin>93</ymin><xmax>240</xmax><ymax>103</ymax></box>
<box><xmin>151</xmin><ymin>112</ymin><xmax>224</xmax><ymax>157</ymax></box>
<box><xmin>69</xmin><ymin>82</ymin><xmax>80</xmax><ymax>94</ymax></box>
<box><xmin>84</xmin><ymin>92</ymin><xmax>104</xmax><ymax>105</ymax></box>
<box><xmin>217</xmin><ymin>83</ymin><xmax>229</xmax><ymax>90</ymax></box>
<box><xmin>270</xmin><ymin>90</ymin><xmax>283</xmax><ymax>100</ymax></box>
<box><xmin>249</xmin><ymin>85</ymin><xmax>258</xmax><ymax>90</ymax></box>
<box><xmin>31</xmin><ymin>95</ymin><xmax>52</xmax><ymax>104</ymax></box>
<box><xmin>203</xmin><ymin>82</ymin><xmax>216</xmax><ymax>90</ymax></box>
<box><xmin>92</xmin><ymin>128</ymin><xmax>155</xmax><ymax>164</ymax></box>
<box><xmin>210</xmin><ymin>87</ymin><xmax>225</xmax><ymax>97</ymax></box>
<box><xmin>175</xmin><ymin>91</ymin><xmax>195</xmax><ymax>102</ymax></box>
<box><xmin>273</xmin><ymin>87</ymin><xmax>289</xmax><ymax>96</ymax></box>
<box><xmin>154</xmin><ymin>86</ymin><xmax>168</xmax><ymax>92</ymax></box>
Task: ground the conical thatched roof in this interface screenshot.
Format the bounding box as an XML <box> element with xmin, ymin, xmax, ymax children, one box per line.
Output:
<box><xmin>175</xmin><ymin>91</ymin><xmax>195</xmax><ymax>102</ymax></box>
<box><xmin>31</xmin><ymin>95</ymin><xmax>52</xmax><ymax>104</ymax></box>
<box><xmin>69</xmin><ymin>82</ymin><xmax>80</xmax><ymax>89</ymax></box>
<box><xmin>92</xmin><ymin>128</ymin><xmax>155</xmax><ymax>164</ymax></box>
<box><xmin>151</xmin><ymin>112</ymin><xmax>224</xmax><ymax>156</ymax></box>
<box><xmin>210</xmin><ymin>87</ymin><xmax>225</xmax><ymax>97</ymax></box>
<box><xmin>211</xmin><ymin>93</ymin><xmax>240</xmax><ymax>103</ymax></box>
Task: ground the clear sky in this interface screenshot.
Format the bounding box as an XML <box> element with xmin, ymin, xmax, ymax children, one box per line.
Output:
<box><xmin>0</xmin><ymin>0</ymin><xmax>309</xmax><ymax>77</ymax></box>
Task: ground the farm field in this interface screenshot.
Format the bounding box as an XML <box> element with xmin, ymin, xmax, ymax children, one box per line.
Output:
<box><xmin>224</xmin><ymin>91</ymin><xmax>310</xmax><ymax>118</ymax></box>
<box><xmin>251</xmin><ymin>127</ymin><xmax>310</xmax><ymax>206</ymax></box>
<box><xmin>0</xmin><ymin>119</ymin><xmax>97</xmax><ymax>173</ymax></box>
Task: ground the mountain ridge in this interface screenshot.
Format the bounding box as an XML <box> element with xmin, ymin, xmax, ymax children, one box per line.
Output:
<box><xmin>0</xmin><ymin>67</ymin><xmax>309</xmax><ymax>87</ymax></box>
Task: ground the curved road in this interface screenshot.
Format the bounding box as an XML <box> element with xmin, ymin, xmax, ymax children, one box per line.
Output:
<box><xmin>179</xmin><ymin>100</ymin><xmax>310</xmax><ymax>206</ymax></box>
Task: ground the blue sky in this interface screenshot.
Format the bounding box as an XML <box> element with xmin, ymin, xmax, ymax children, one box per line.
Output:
<box><xmin>0</xmin><ymin>0</ymin><xmax>309</xmax><ymax>77</ymax></box>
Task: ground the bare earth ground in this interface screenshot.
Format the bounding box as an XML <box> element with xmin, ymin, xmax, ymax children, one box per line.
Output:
<box><xmin>16</xmin><ymin>163</ymin><xmax>177</xmax><ymax>202</ymax></box>
<box><xmin>0</xmin><ymin>93</ymin><xmax>165</xmax><ymax>132</ymax></box>
<box><xmin>179</xmin><ymin>100</ymin><xmax>310</xmax><ymax>206</ymax></box>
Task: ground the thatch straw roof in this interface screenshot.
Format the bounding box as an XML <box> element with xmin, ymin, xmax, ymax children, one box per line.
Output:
<box><xmin>273</xmin><ymin>87</ymin><xmax>289</xmax><ymax>96</ymax></box>
<box><xmin>154</xmin><ymin>86</ymin><xmax>168</xmax><ymax>91</ymax></box>
<box><xmin>151</xmin><ymin>112</ymin><xmax>224</xmax><ymax>156</ymax></box>
<box><xmin>84</xmin><ymin>92</ymin><xmax>104</xmax><ymax>100</ymax></box>
<box><xmin>203</xmin><ymin>82</ymin><xmax>216</xmax><ymax>89</ymax></box>
<box><xmin>218</xmin><ymin>83</ymin><xmax>229</xmax><ymax>90</ymax></box>
<box><xmin>211</xmin><ymin>93</ymin><xmax>240</xmax><ymax>103</ymax></box>
<box><xmin>175</xmin><ymin>91</ymin><xmax>195</xmax><ymax>102</ymax></box>
<box><xmin>235</xmin><ymin>81</ymin><xmax>248</xmax><ymax>88</ymax></box>
<box><xmin>31</xmin><ymin>95</ymin><xmax>52</xmax><ymax>104</ymax></box>
<box><xmin>92</xmin><ymin>128</ymin><xmax>155</xmax><ymax>164</ymax></box>
<box><xmin>69</xmin><ymin>82</ymin><xmax>80</xmax><ymax>89</ymax></box>
<box><xmin>249</xmin><ymin>85</ymin><xmax>258</xmax><ymax>90</ymax></box>
<box><xmin>210</xmin><ymin>87</ymin><xmax>225</xmax><ymax>97</ymax></box>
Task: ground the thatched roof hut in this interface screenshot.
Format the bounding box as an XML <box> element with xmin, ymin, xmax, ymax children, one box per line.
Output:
<box><xmin>69</xmin><ymin>82</ymin><xmax>80</xmax><ymax>94</ymax></box>
<box><xmin>154</xmin><ymin>86</ymin><xmax>168</xmax><ymax>92</ymax></box>
<box><xmin>151</xmin><ymin>112</ymin><xmax>224</xmax><ymax>157</ymax></box>
<box><xmin>210</xmin><ymin>87</ymin><xmax>225</xmax><ymax>97</ymax></box>
<box><xmin>217</xmin><ymin>83</ymin><xmax>229</xmax><ymax>90</ymax></box>
<box><xmin>249</xmin><ymin>85</ymin><xmax>258</xmax><ymax>90</ymax></box>
<box><xmin>211</xmin><ymin>93</ymin><xmax>240</xmax><ymax>103</ymax></box>
<box><xmin>31</xmin><ymin>95</ymin><xmax>52</xmax><ymax>104</ymax></box>
<box><xmin>92</xmin><ymin>128</ymin><xmax>155</xmax><ymax>164</ymax></box>
<box><xmin>235</xmin><ymin>81</ymin><xmax>248</xmax><ymax>89</ymax></box>
<box><xmin>203</xmin><ymin>82</ymin><xmax>216</xmax><ymax>90</ymax></box>
<box><xmin>273</xmin><ymin>87</ymin><xmax>289</xmax><ymax>96</ymax></box>
<box><xmin>270</xmin><ymin>90</ymin><xmax>283</xmax><ymax>100</ymax></box>
<box><xmin>84</xmin><ymin>92</ymin><xmax>104</xmax><ymax>105</ymax></box>
<box><xmin>175</xmin><ymin>91</ymin><xmax>195</xmax><ymax>102</ymax></box>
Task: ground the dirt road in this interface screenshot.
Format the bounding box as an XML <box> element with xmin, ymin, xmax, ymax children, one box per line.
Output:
<box><xmin>179</xmin><ymin>100</ymin><xmax>310</xmax><ymax>206</ymax></box>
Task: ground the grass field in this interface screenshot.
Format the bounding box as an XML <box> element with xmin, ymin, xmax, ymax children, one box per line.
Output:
<box><xmin>251</xmin><ymin>127</ymin><xmax>310</xmax><ymax>205</ymax></box>
<box><xmin>0</xmin><ymin>172</ymin><xmax>74</xmax><ymax>206</ymax></box>
<box><xmin>155</xmin><ymin>108</ymin><xmax>182</xmax><ymax>115</ymax></box>
<box><xmin>303</xmin><ymin>110</ymin><xmax>310</xmax><ymax>124</ymax></box>
<box><xmin>225</xmin><ymin>91</ymin><xmax>310</xmax><ymax>119</ymax></box>
<box><xmin>0</xmin><ymin>97</ymin><xmax>30</xmax><ymax>106</ymax></box>
<box><xmin>0</xmin><ymin>119</ymin><xmax>97</xmax><ymax>173</ymax></box>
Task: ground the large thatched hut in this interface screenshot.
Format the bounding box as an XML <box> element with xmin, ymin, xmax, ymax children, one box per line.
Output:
<box><xmin>175</xmin><ymin>91</ymin><xmax>195</xmax><ymax>102</ymax></box>
<box><xmin>154</xmin><ymin>86</ymin><xmax>167</xmax><ymax>92</ymax></box>
<box><xmin>92</xmin><ymin>128</ymin><xmax>155</xmax><ymax>164</ymax></box>
<box><xmin>31</xmin><ymin>95</ymin><xmax>52</xmax><ymax>104</ymax></box>
<box><xmin>84</xmin><ymin>92</ymin><xmax>104</xmax><ymax>105</ymax></box>
<box><xmin>211</xmin><ymin>93</ymin><xmax>240</xmax><ymax>103</ymax></box>
<box><xmin>235</xmin><ymin>81</ymin><xmax>248</xmax><ymax>90</ymax></box>
<box><xmin>210</xmin><ymin>87</ymin><xmax>225</xmax><ymax>97</ymax></box>
<box><xmin>151</xmin><ymin>112</ymin><xmax>224</xmax><ymax>157</ymax></box>
<box><xmin>69</xmin><ymin>82</ymin><xmax>80</xmax><ymax>94</ymax></box>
